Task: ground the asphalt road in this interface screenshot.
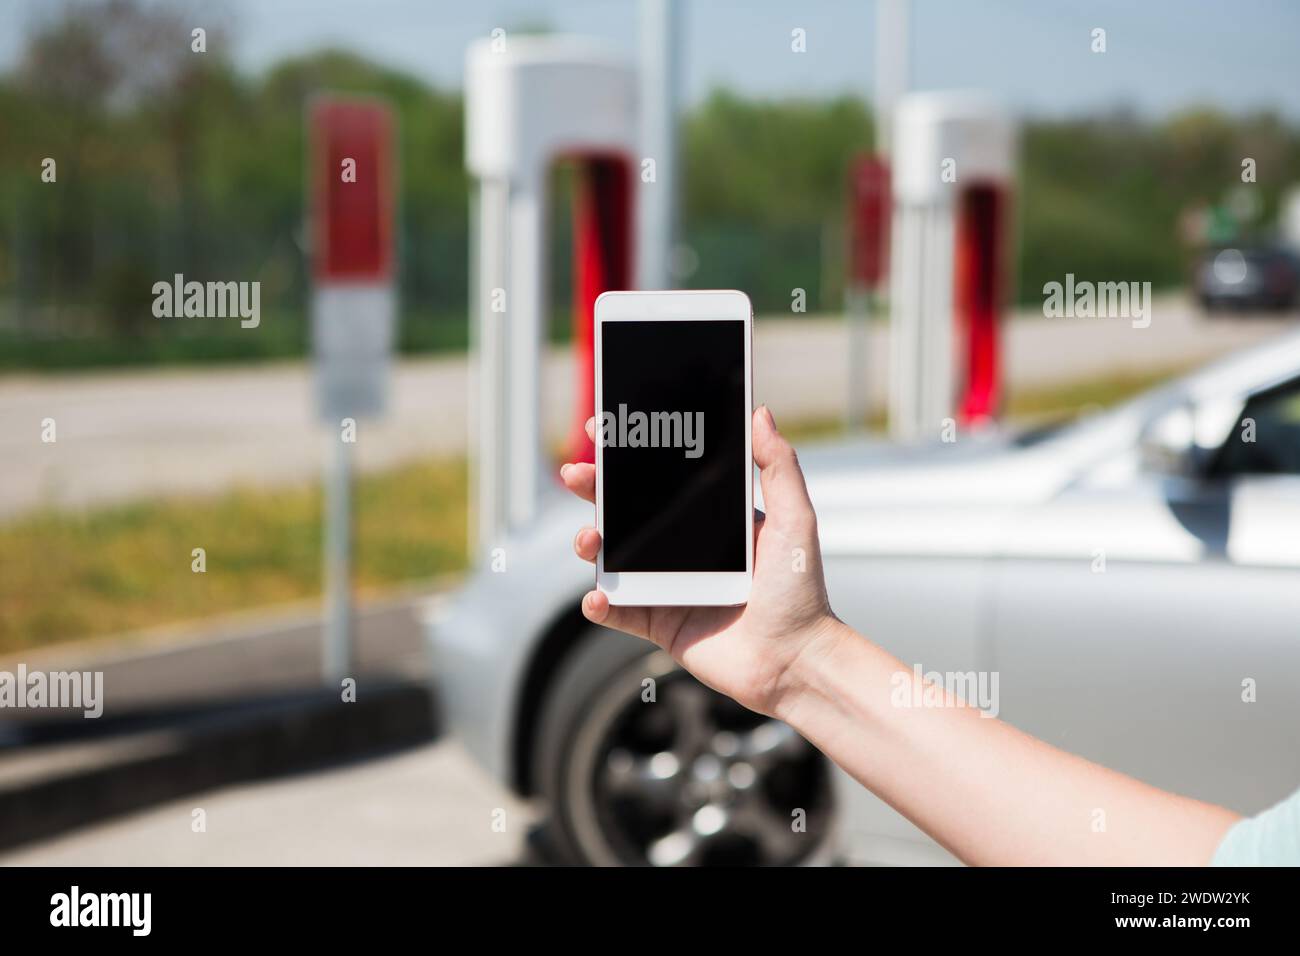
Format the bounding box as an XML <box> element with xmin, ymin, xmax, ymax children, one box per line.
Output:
<box><xmin>3</xmin><ymin>299</ymin><xmax>1293</xmax><ymax>517</ymax></box>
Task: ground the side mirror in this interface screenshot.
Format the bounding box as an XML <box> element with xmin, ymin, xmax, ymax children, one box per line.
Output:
<box><xmin>1139</xmin><ymin>397</ymin><xmax>1244</xmax><ymax>478</ymax></box>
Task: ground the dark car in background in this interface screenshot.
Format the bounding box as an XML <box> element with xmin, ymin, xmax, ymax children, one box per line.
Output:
<box><xmin>1197</xmin><ymin>245</ymin><xmax>1300</xmax><ymax>312</ymax></box>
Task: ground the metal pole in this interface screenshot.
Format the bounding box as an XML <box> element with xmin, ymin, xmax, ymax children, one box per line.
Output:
<box><xmin>637</xmin><ymin>0</ymin><xmax>681</xmax><ymax>290</ymax></box>
<box><xmin>874</xmin><ymin>0</ymin><xmax>909</xmax><ymax>157</ymax></box>
<box><xmin>506</xmin><ymin>176</ymin><xmax>546</xmax><ymax>532</ymax></box>
<box><xmin>877</xmin><ymin>0</ymin><xmax>910</xmax><ymax>437</ymax></box>
<box><xmin>322</xmin><ymin>430</ymin><xmax>353</xmax><ymax>683</ymax></box>
<box><xmin>845</xmin><ymin>285</ymin><xmax>872</xmax><ymax>429</ymax></box>
<box><xmin>471</xmin><ymin>178</ymin><xmax>510</xmax><ymax>561</ymax></box>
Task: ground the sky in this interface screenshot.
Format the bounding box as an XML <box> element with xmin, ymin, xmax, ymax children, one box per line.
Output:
<box><xmin>2</xmin><ymin>0</ymin><xmax>1297</xmax><ymax>120</ymax></box>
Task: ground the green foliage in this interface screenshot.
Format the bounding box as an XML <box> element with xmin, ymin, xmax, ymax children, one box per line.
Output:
<box><xmin>1015</xmin><ymin>111</ymin><xmax>1300</xmax><ymax>301</ymax></box>
<box><xmin>1</xmin><ymin>1</ymin><xmax>1297</xmax><ymax>370</ymax></box>
<box><xmin>683</xmin><ymin>91</ymin><xmax>875</xmax><ymax>226</ymax></box>
<box><xmin>0</xmin><ymin>2</ymin><xmax>470</xmax><ymax>365</ymax></box>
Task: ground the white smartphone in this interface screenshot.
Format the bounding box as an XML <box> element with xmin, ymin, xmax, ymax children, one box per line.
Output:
<box><xmin>594</xmin><ymin>290</ymin><xmax>754</xmax><ymax>606</ymax></box>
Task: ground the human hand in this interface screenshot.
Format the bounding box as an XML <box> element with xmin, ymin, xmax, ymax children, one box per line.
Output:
<box><xmin>560</xmin><ymin>405</ymin><xmax>843</xmax><ymax>717</ymax></box>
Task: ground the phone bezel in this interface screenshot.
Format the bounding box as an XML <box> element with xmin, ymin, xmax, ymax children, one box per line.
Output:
<box><xmin>593</xmin><ymin>290</ymin><xmax>754</xmax><ymax>607</ymax></box>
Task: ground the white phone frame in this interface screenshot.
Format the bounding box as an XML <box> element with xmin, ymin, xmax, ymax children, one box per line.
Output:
<box><xmin>594</xmin><ymin>290</ymin><xmax>754</xmax><ymax>607</ymax></box>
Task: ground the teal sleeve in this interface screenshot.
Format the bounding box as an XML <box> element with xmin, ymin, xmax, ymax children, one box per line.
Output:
<box><xmin>1212</xmin><ymin>786</ymin><xmax>1300</xmax><ymax>866</ymax></box>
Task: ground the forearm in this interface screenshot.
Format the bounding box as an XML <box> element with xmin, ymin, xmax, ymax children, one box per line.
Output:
<box><xmin>777</xmin><ymin>619</ymin><xmax>1239</xmax><ymax>866</ymax></box>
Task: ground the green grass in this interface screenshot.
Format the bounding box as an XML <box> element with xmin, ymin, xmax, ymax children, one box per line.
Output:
<box><xmin>0</xmin><ymin>459</ymin><xmax>467</xmax><ymax>654</ymax></box>
<box><xmin>0</xmin><ymin>364</ymin><xmax>1191</xmax><ymax>655</ymax></box>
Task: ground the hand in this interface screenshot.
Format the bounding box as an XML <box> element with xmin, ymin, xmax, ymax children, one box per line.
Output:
<box><xmin>560</xmin><ymin>405</ymin><xmax>843</xmax><ymax>717</ymax></box>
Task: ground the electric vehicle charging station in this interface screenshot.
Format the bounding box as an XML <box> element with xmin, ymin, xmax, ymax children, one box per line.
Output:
<box><xmin>465</xmin><ymin>36</ymin><xmax>640</xmax><ymax>560</ymax></box>
<box><xmin>311</xmin><ymin>98</ymin><xmax>397</xmax><ymax>422</ymax></box>
<box><xmin>888</xmin><ymin>92</ymin><xmax>1015</xmax><ymax>442</ymax></box>
<box><xmin>309</xmin><ymin>97</ymin><xmax>397</xmax><ymax>682</ymax></box>
<box><xmin>426</xmin><ymin>12</ymin><xmax>1044</xmax><ymax>869</ymax></box>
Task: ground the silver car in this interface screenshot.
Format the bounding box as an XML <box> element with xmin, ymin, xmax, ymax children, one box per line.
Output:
<box><xmin>427</xmin><ymin>331</ymin><xmax>1300</xmax><ymax>866</ymax></box>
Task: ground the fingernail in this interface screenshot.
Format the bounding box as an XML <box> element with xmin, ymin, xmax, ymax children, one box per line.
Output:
<box><xmin>761</xmin><ymin>404</ymin><xmax>777</xmax><ymax>431</ymax></box>
<box><xmin>560</xmin><ymin>463</ymin><xmax>571</xmax><ymax>480</ymax></box>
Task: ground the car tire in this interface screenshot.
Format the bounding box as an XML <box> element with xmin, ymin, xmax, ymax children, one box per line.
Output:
<box><xmin>534</xmin><ymin>626</ymin><xmax>837</xmax><ymax>866</ymax></box>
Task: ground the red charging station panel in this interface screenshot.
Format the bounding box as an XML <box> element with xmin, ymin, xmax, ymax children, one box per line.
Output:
<box><xmin>849</xmin><ymin>155</ymin><xmax>890</xmax><ymax>289</ymax></box>
<box><xmin>954</xmin><ymin>183</ymin><xmax>1006</xmax><ymax>424</ymax></box>
<box><xmin>569</xmin><ymin>155</ymin><xmax>633</xmax><ymax>464</ymax></box>
<box><xmin>311</xmin><ymin>98</ymin><xmax>395</xmax><ymax>282</ymax></box>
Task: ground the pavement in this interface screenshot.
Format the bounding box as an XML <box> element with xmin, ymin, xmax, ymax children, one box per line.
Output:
<box><xmin>3</xmin><ymin>299</ymin><xmax>1293</xmax><ymax>517</ymax></box>
<box><xmin>0</xmin><ymin>589</ymin><xmax>459</xmax><ymax>858</ymax></box>
<box><xmin>0</xmin><ymin>584</ymin><xmax>539</xmax><ymax>866</ymax></box>
<box><xmin>0</xmin><ymin>741</ymin><xmax>535</xmax><ymax>866</ymax></box>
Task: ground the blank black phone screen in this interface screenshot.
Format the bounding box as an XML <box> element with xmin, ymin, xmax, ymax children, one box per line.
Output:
<box><xmin>600</xmin><ymin>319</ymin><xmax>747</xmax><ymax>572</ymax></box>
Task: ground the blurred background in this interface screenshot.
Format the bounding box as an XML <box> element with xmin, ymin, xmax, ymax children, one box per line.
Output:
<box><xmin>0</xmin><ymin>0</ymin><xmax>1297</xmax><ymax>866</ymax></box>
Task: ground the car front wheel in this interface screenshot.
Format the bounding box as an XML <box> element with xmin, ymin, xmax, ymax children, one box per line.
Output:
<box><xmin>535</xmin><ymin>628</ymin><xmax>836</xmax><ymax>866</ymax></box>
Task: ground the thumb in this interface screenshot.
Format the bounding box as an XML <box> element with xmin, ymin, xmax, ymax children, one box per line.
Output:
<box><xmin>752</xmin><ymin>405</ymin><xmax>815</xmax><ymax>528</ymax></box>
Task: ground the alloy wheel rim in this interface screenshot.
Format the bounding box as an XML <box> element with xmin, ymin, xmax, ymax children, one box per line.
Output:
<box><xmin>565</xmin><ymin>650</ymin><xmax>833</xmax><ymax>866</ymax></box>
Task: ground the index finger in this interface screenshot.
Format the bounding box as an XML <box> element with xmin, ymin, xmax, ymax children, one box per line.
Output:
<box><xmin>559</xmin><ymin>461</ymin><xmax>596</xmax><ymax>503</ymax></box>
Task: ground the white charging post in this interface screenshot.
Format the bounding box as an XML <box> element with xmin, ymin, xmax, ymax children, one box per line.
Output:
<box><xmin>888</xmin><ymin>92</ymin><xmax>1015</xmax><ymax>441</ymax></box>
<box><xmin>309</xmin><ymin>97</ymin><xmax>397</xmax><ymax>683</ymax></box>
<box><xmin>465</xmin><ymin>37</ymin><xmax>639</xmax><ymax>559</ymax></box>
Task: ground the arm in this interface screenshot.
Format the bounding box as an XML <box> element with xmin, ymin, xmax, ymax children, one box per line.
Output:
<box><xmin>775</xmin><ymin>620</ymin><xmax>1238</xmax><ymax>866</ymax></box>
<box><xmin>562</xmin><ymin>406</ymin><xmax>1239</xmax><ymax>866</ymax></box>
